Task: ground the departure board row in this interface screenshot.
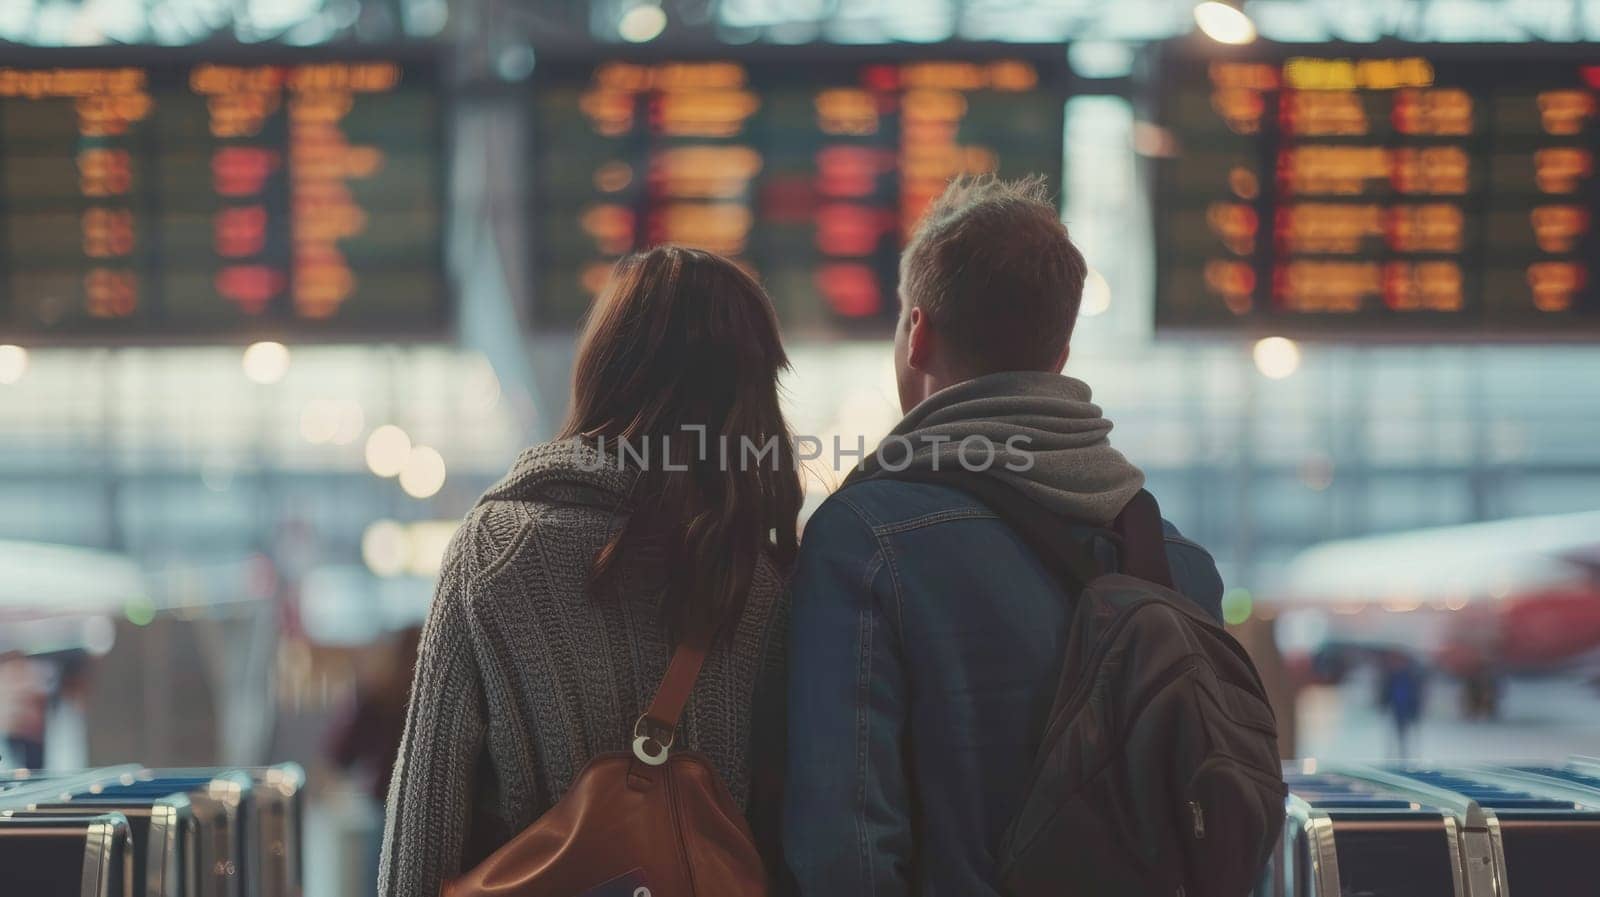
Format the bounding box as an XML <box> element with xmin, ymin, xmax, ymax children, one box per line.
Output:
<box><xmin>0</xmin><ymin>52</ymin><xmax>444</xmax><ymax>342</ymax></box>
<box><xmin>530</xmin><ymin>46</ymin><xmax>1067</xmax><ymax>331</ymax></box>
<box><xmin>1154</xmin><ymin>43</ymin><xmax>1600</xmax><ymax>337</ymax></box>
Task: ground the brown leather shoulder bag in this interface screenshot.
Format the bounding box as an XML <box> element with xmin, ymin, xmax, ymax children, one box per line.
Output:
<box><xmin>441</xmin><ymin>634</ymin><xmax>770</xmax><ymax>897</ymax></box>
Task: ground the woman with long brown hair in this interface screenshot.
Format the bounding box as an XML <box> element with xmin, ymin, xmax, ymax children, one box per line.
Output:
<box><xmin>379</xmin><ymin>246</ymin><xmax>803</xmax><ymax>897</ymax></box>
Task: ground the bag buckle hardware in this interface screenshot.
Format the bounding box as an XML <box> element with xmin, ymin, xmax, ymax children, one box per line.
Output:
<box><xmin>631</xmin><ymin>715</ymin><xmax>675</xmax><ymax>766</ymax></box>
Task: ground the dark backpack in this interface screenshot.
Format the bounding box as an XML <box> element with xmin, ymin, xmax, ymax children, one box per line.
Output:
<box><xmin>888</xmin><ymin>474</ymin><xmax>1286</xmax><ymax>897</ymax></box>
<box><xmin>998</xmin><ymin>489</ymin><xmax>1286</xmax><ymax>895</ymax></box>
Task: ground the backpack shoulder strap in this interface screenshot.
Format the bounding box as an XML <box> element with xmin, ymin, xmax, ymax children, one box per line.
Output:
<box><xmin>632</xmin><ymin>632</ymin><xmax>710</xmax><ymax>765</ymax></box>
<box><xmin>1111</xmin><ymin>489</ymin><xmax>1174</xmax><ymax>589</ymax></box>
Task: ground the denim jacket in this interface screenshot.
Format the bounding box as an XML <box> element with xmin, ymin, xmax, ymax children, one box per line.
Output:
<box><xmin>783</xmin><ymin>480</ymin><xmax>1224</xmax><ymax>897</ymax></box>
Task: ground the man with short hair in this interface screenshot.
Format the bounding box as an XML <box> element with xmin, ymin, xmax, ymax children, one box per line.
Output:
<box><xmin>784</xmin><ymin>175</ymin><xmax>1225</xmax><ymax>896</ymax></box>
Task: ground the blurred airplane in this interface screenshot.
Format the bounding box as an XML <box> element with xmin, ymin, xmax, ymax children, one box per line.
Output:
<box><xmin>0</xmin><ymin>540</ymin><xmax>145</xmax><ymax>657</ymax></box>
<box><xmin>1270</xmin><ymin>511</ymin><xmax>1600</xmax><ymax>688</ymax></box>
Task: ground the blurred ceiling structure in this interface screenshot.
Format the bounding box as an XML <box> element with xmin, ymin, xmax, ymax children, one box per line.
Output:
<box><xmin>3</xmin><ymin>0</ymin><xmax>1600</xmax><ymax>50</ymax></box>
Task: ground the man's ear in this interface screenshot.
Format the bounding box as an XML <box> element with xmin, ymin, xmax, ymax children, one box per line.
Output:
<box><xmin>1052</xmin><ymin>341</ymin><xmax>1071</xmax><ymax>373</ymax></box>
<box><xmin>906</xmin><ymin>305</ymin><xmax>934</xmax><ymax>373</ymax></box>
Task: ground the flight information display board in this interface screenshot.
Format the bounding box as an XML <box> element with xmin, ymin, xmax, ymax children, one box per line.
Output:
<box><xmin>530</xmin><ymin>45</ymin><xmax>1067</xmax><ymax>331</ymax></box>
<box><xmin>1154</xmin><ymin>43</ymin><xmax>1600</xmax><ymax>338</ymax></box>
<box><xmin>0</xmin><ymin>50</ymin><xmax>444</xmax><ymax>342</ymax></box>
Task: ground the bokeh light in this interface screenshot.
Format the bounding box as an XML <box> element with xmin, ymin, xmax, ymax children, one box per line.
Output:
<box><xmin>329</xmin><ymin>400</ymin><xmax>366</xmax><ymax>446</ymax></box>
<box><xmin>241</xmin><ymin>341</ymin><xmax>290</xmax><ymax>384</ymax></box>
<box><xmin>299</xmin><ymin>400</ymin><xmax>339</xmax><ymax>445</ymax></box>
<box><xmin>365</xmin><ymin>425</ymin><xmax>412</xmax><ymax>477</ymax></box>
<box><xmin>407</xmin><ymin>0</ymin><xmax>448</xmax><ymax>36</ymax></box>
<box><xmin>1194</xmin><ymin>1</ymin><xmax>1257</xmax><ymax>45</ymax></box>
<box><xmin>124</xmin><ymin>597</ymin><xmax>156</xmax><ymax>626</ymax></box>
<box><xmin>399</xmin><ymin>445</ymin><xmax>447</xmax><ymax>498</ymax></box>
<box><xmin>1222</xmin><ymin>587</ymin><xmax>1254</xmax><ymax>625</ymax></box>
<box><xmin>406</xmin><ymin>521</ymin><xmax>459</xmax><ymax>576</ymax></box>
<box><xmin>0</xmin><ymin>344</ymin><xmax>30</xmax><ymax>384</ymax></box>
<box><xmin>361</xmin><ymin>520</ymin><xmax>409</xmax><ymax>577</ymax></box>
<box><xmin>300</xmin><ymin>399</ymin><xmax>368</xmax><ymax>447</ymax></box>
<box><xmin>496</xmin><ymin>43</ymin><xmax>537</xmax><ymax>81</ymax></box>
<box><xmin>619</xmin><ymin>4</ymin><xmax>667</xmax><ymax>42</ymax></box>
<box><xmin>1080</xmin><ymin>268</ymin><xmax>1112</xmax><ymax>317</ymax></box>
<box><xmin>1252</xmin><ymin>336</ymin><xmax>1301</xmax><ymax>379</ymax></box>
<box><xmin>82</xmin><ymin>615</ymin><xmax>116</xmax><ymax>656</ymax></box>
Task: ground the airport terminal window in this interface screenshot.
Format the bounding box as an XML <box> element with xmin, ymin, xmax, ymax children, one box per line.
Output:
<box><xmin>1363</xmin><ymin>475</ymin><xmax>1477</xmax><ymax>531</ymax></box>
<box><xmin>1502</xmin><ymin>474</ymin><xmax>1600</xmax><ymax>517</ymax></box>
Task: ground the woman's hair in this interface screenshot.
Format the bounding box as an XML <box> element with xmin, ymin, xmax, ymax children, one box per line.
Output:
<box><xmin>559</xmin><ymin>246</ymin><xmax>803</xmax><ymax>641</ymax></box>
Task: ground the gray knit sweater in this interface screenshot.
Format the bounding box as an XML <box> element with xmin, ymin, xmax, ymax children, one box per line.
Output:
<box><xmin>378</xmin><ymin>439</ymin><xmax>790</xmax><ymax>897</ymax></box>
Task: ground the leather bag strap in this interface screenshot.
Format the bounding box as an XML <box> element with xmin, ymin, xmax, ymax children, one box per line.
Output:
<box><xmin>640</xmin><ymin>631</ymin><xmax>710</xmax><ymax>735</ymax></box>
<box><xmin>1111</xmin><ymin>489</ymin><xmax>1174</xmax><ymax>588</ymax></box>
